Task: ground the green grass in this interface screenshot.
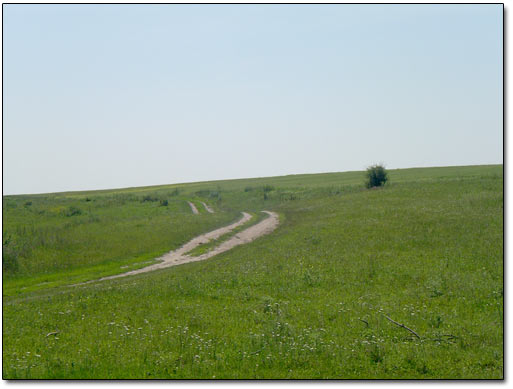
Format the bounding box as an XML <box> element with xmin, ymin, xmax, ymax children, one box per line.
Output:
<box><xmin>2</xmin><ymin>195</ymin><xmax>238</xmax><ymax>294</ymax></box>
<box><xmin>2</xmin><ymin>165</ymin><xmax>503</xmax><ymax>379</ymax></box>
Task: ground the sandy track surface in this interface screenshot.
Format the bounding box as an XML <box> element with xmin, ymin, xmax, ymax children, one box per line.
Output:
<box><xmin>191</xmin><ymin>211</ymin><xmax>278</xmax><ymax>262</ymax></box>
<box><xmin>188</xmin><ymin>201</ymin><xmax>199</xmax><ymax>214</ymax></box>
<box><xmin>201</xmin><ymin>202</ymin><xmax>214</xmax><ymax>213</ymax></box>
<box><xmin>82</xmin><ymin>211</ymin><xmax>278</xmax><ymax>283</ymax></box>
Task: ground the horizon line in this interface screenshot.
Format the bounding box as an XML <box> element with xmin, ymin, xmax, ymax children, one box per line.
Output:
<box><xmin>2</xmin><ymin>163</ymin><xmax>503</xmax><ymax>197</ymax></box>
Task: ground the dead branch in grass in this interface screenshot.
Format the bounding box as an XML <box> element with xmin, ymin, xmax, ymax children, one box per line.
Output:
<box><xmin>383</xmin><ymin>314</ymin><xmax>421</xmax><ymax>339</ymax></box>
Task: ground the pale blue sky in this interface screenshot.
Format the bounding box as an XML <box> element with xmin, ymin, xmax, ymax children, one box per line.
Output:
<box><xmin>3</xmin><ymin>4</ymin><xmax>503</xmax><ymax>195</ymax></box>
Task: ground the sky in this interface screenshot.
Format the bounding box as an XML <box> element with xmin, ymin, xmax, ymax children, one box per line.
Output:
<box><xmin>3</xmin><ymin>4</ymin><xmax>503</xmax><ymax>195</ymax></box>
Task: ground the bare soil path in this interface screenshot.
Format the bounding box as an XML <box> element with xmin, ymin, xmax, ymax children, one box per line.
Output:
<box><xmin>201</xmin><ymin>202</ymin><xmax>214</xmax><ymax>213</ymax></box>
<box><xmin>188</xmin><ymin>201</ymin><xmax>199</xmax><ymax>214</ymax></box>
<box><xmin>83</xmin><ymin>211</ymin><xmax>278</xmax><ymax>284</ymax></box>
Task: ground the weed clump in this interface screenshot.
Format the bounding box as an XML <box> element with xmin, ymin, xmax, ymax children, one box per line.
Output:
<box><xmin>2</xmin><ymin>234</ymin><xmax>20</xmax><ymax>272</ymax></box>
<box><xmin>65</xmin><ymin>206</ymin><xmax>82</xmax><ymax>217</ymax></box>
<box><xmin>168</xmin><ymin>188</ymin><xmax>180</xmax><ymax>197</ymax></box>
<box><xmin>141</xmin><ymin>195</ymin><xmax>158</xmax><ymax>203</ymax></box>
<box><xmin>160</xmin><ymin>199</ymin><xmax>169</xmax><ymax>207</ymax></box>
<box><xmin>195</xmin><ymin>190</ymin><xmax>210</xmax><ymax>197</ymax></box>
<box><xmin>194</xmin><ymin>189</ymin><xmax>220</xmax><ymax>199</ymax></box>
<box><xmin>369</xmin><ymin>344</ymin><xmax>384</xmax><ymax>364</ymax></box>
<box><xmin>366</xmin><ymin>164</ymin><xmax>388</xmax><ymax>188</ymax></box>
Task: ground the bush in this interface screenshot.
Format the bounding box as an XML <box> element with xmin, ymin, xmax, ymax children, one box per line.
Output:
<box><xmin>141</xmin><ymin>195</ymin><xmax>158</xmax><ymax>202</ymax></box>
<box><xmin>160</xmin><ymin>199</ymin><xmax>169</xmax><ymax>207</ymax></box>
<box><xmin>263</xmin><ymin>185</ymin><xmax>274</xmax><ymax>193</ymax></box>
<box><xmin>366</xmin><ymin>164</ymin><xmax>388</xmax><ymax>188</ymax></box>
<box><xmin>65</xmin><ymin>206</ymin><xmax>82</xmax><ymax>217</ymax></box>
<box><xmin>2</xmin><ymin>234</ymin><xmax>19</xmax><ymax>272</ymax></box>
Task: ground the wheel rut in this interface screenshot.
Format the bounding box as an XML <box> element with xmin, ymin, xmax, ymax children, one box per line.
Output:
<box><xmin>77</xmin><ymin>211</ymin><xmax>279</xmax><ymax>284</ymax></box>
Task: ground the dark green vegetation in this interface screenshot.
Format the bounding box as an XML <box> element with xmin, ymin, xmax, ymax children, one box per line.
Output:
<box><xmin>3</xmin><ymin>165</ymin><xmax>503</xmax><ymax>378</ymax></box>
<box><xmin>366</xmin><ymin>164</ymin><xmax>388</xmax><ymax>188</ymax></box>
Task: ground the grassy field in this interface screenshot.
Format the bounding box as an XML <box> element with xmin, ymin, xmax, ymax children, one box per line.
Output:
<box><xmin>2</xmin><ymin>165</ymin><xmax>503</xmax><ymax>379</ymax></box>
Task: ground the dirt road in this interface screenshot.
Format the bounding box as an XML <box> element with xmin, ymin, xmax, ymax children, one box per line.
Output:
<box><xmin>188</xmin><ymin>201</ymin><xmax>199</xmax><ymax>214</ymax></box>
<box><xmin>201</xmin><ymin>202</ymin><xmax>214</xmax><ymax>213</ymax></box>
<box><xmin>88</xmin><ymin>211</ymin><xmax>278</xmax><ymax>283</ymax></box>
<box><xmin>191</xmin><ymin>211</ymin><xmax>279</xmax><ymax>261</ymax></box>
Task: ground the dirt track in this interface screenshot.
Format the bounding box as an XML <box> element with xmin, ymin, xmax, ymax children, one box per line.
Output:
<box><xmin>201</xmin><ymin>202</ymin><xmax>214</xmax><ymax>213</ymax></box>
<box><xmin>188</xmin><ymin>201</ymin><xmax>199</xmax><ymax>214</ymax></box>
<box><xmin>88</xmin><ymin>211</ymin><xmax>279</xmax><ymax>283</ymax></box>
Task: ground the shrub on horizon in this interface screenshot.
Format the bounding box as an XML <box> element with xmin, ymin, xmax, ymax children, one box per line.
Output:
<box><xmin>365</xmin><ymin>164</ymin><xmax>388</xmax><ymax>188</ymax></box>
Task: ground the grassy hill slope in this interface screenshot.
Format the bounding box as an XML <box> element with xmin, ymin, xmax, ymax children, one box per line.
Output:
<box><xmin>2</xmin><ymin>165</ymin><xmax>503</xmax><ymax>378</ymax></box>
